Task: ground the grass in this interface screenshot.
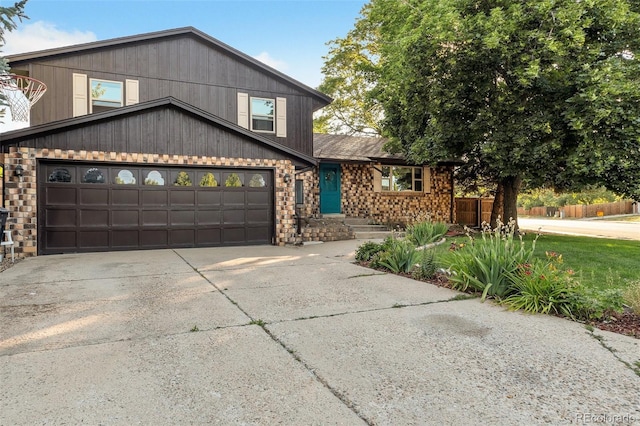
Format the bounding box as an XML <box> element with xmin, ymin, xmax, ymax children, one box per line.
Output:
<box><xmin>438</xmin><ymin>233</ymin><xmax>640</xmax><ymax>291</ymax></box>
<box><xmin>598</xmin><ymin>215</ymin><xmax>640</xmax><ymax>222</ymax></box>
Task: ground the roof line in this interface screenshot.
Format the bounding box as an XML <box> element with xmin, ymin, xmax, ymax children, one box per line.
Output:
<box><xmin>6</xmin><ymin>26</ymin><xmax>332</xmax><ymax>106</ymax></box>
<box><xmin>0</xmin><ymin>97</ymin><xmax>317</xmax><ymax>166</ymax></box>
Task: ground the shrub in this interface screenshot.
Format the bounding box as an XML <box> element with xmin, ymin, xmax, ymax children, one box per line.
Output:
<box><xmin>445</xmin><ymin>217</ymin><xmax>537</xmax><ymax>300</ymax></box>
<box><xmin>623</xmin><ymin>281</ymin><xmax>640</xmax><ymax>315</ymax></box>
<box><xmin>567</xmin><ymin>286</ymin><xmax>625</xmax><ymax>321</ymax></box>
<box><xmin>355</xmin><ymin>241</ymin><xmax>386</xmax><ymax>262</ymax></box>
<box><xmin>199</xmin><ymin>172</ymin><xmax>218</xmax><ymax>187</ymax></box>
<box><xmin>501</xmin><ymin>258</ymin><xmax>577</xmax><ymax>317</ymax></box>
<box><xmin>406</xmin><ymin>221</ymin><xmax>449</xmax><ymax>246</ymax></box>
<box><xmin>374</xmin><ymin>239</ymin><xmax>420</xmax><ymax>274</ymax></box>
<box><xmin>412</xmin><ymin>249</ymin><xmax>438</xmax><ymax>280</ymax></box>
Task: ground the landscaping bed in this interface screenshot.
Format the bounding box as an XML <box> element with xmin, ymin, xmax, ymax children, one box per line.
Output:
<box><xmin>355</xmin><ymin>219</ymin><xmax>640</xmax><ymax>340</ymax></box>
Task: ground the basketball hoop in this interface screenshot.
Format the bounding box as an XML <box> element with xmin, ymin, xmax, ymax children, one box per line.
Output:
<box><xmin>0</xmin><ymin>74</ymin><xmax>47</xmax><ymax>122</ymax></box>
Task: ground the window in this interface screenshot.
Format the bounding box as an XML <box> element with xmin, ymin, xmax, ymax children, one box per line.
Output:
<box><xmin>82</xmin><ymin>167</ymin><xmax>106</xmax><ymax>184</ymax></box>
<box><xmin>48</xmin><ymin>168</ymin><xmax>72</xmax><ymax>183</ymax></box>
<box><xmin>115</xmin><ymin>169</ymin><xmax>136</xmax><ymax>185</ymax></box>
<box><xmin>295</xmin><ymin>180</ymin><xmax>304</xmax><ymax>206</ymax></box>
<box><xmin>90</xmin><ymin>79</ymin><xmax>123</xmax><ymax>113</ymax></box>
<box><xmin>144</xmin><ymin>170</ymin><xmax>165</xmax><ymax>186</ymax></box>
<box><xmin>250</xmin><ymin>98</ymin><xmax>275</xmax><ymax>132</ymax></box>
<box><xmin>381</xmin><ymin>166</ymin><xmax>423</xmax><ymax>192</ymax></box>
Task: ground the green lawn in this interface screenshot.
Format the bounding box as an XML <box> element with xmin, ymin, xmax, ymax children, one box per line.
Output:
<box><xmin>438</xmin><ymin>233</ymin><xmax>640</xmax><ymax>291</ymax></box>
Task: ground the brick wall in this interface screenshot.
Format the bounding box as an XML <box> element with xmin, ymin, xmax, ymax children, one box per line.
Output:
<box><xmin>340</xmin><ymin>163</ymin><xmax>454</xmax><ymax>226</ymax></box>
<box><xmin>2</xmin><ymin>147</ymin><xmax>299</xmax><ymax>258</ymax></box>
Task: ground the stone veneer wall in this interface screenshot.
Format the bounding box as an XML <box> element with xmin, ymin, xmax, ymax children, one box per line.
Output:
<box><xmin>295</xmin><ymin>169</ymin><xmax>319</xmax><ymax>218</ymax></box>
<box><xmin>2</xmin><ymin>147</ymin><xmax>298</xmax><ymax>258</ymax></box>
<box><xmin>340</xmin><ymin>163</ymin><xmax>454</xmax><ymax>226</ymax></box>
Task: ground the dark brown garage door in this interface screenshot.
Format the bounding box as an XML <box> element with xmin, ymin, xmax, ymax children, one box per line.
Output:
<box><xmin>38</xmin><ymin>162</ymin><xmax>274</xmax><ymax>254</ymax></box>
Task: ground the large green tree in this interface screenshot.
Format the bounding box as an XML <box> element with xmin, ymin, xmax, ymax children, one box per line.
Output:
<box><xmin>325</xmin><ymin>0</ymin><xmax>640</xmax><ymax>225</ymax></box>
<box><xmin>1</xmin><ymin>0</ymin><xmax>28</xmax><ymax>116</ymax></box>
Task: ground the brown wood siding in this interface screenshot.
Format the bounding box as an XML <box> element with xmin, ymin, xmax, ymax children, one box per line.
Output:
<box><xmin>16</xmin><ymin>36</ymin><xmax>317</xmax><ymax>155</ymax></box>
<box><xmin>15</xmin><ymin>107</ymin><xmax>292</xmax><ymax>161</ymax></box>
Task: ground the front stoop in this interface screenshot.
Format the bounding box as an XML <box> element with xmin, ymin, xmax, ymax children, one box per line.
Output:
<box><xmin>344</xmin><ymin>217</ymin><xmax>394</xmax><ymax>240</ymax></box>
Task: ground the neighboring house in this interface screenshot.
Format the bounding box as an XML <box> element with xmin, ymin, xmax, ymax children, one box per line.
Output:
<box><xmin>0</xmin><ymin>27</ymin><xmax>330</xmax><ymax>256</ymax></box>
<box><xmin>305</xmin><ymin>134</ymin><xmax>456</xmax><ymax>227</ymax></box>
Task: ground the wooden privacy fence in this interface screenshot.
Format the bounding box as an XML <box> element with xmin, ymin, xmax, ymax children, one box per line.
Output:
<box><xmin>455</xmin><ymin>197</ymin><xmax>494</xmax><ymax>227</ymax></box>
<box><xmin>518</xmin><ymin>201</ymin><xmax>634</xmax><ymax>218</ymax></box>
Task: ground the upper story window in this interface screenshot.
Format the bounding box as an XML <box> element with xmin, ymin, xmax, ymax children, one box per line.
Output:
<box><xmin>73</xmin><ymin>73</ymin><xmax>139</xmax><ymax>117</ymax></box>
<box><xmin>381</xmin><ymin>166</ymin><xmax>423</xmax><ymax>192</ymax></box>
<box><xmin>250</xmin><ymin>98</ymin><xmax>275</xmax><ymax>133</ymax></box>
<box><xmin>90</xmin><ymin>79</ymin><xmax>123</xmax><ymax>113</ymax></box>
<box><xmin>237</xmin><ymin>92</ymin><xmax>286</xmax><ymax>137</ymax></box>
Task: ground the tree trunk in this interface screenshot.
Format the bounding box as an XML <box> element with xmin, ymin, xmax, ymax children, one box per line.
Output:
<box><xmin>502</xmin><ymin>175</ymin><xmax>522</xmax><ymax>229</ymax></box>
<box><xmin>490</xmin><ymin>176</ymin><xmax>521</xmax><ymax>229</ymax></box>
<box><xmin>490</xmin><ymin>182</ymin><xmax>504</xmax><ymax>228</ymax></box>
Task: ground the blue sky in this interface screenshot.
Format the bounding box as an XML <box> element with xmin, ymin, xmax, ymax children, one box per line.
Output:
<box><xmin>2</xmin><ymin>0</ymin><xmax>369</xmax><ymax>88</ymax></box>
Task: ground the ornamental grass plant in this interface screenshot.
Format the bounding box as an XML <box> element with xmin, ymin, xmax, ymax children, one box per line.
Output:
<box><xmin>445</xmin><ymin>217</ymin><xmax>538</xmax><ymax>300</ymax></box>
<box><xmin>406</xmin><ymin>221</ymin><xmax>449</xmax><ymax>246</ymax></box>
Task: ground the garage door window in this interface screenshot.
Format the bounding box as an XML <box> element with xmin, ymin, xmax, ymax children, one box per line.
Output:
<box><xmin>173</xmin><ymin>171</ymin><xmax>193</xmax><ymax>186</ymax></box>
<box><xmin>115</xmin><ymin>169</ymin><xmax>137</xmax><ymax>184</ymax></box>
<box><xmin>82</xmin><ymin>168</ymin><xmax>106</xmax><ymax>184</ymax></box>
<box><xmin>144</xmin><ymin>170</ymin><xmax>165</xmax><ymax>185</ymax></box>
<box><xmin>48</xmin><ymin>168</ymin><xmax>72</xmax><ymax>183</ymax></box>
<box><xmin>199</xmin><ymin>172</ymin><xmax>219</xmax><ymax>187</ymax></box>
<box><xmin>224</xmin><ymin>172</ymin><xmax>243</xmax><ymax>187</ymax></box>
<box><xmin>248</xmin><ymin>173</ymin><xmax>266</xmax><ymax>187</ymax></box>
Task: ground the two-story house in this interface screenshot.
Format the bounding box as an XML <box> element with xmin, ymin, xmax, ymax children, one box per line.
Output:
<box><xmin>1</xmin><ymin>27</ymin><xmax>334</xmax><ymax>256</ymax></box>
<box><xmin>1</xmin><ymin>27</ymin><xmax>456</xmax><ymax>258</ymax></box>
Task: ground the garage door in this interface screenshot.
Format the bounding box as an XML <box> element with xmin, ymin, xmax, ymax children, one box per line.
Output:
<box><xmin>38</xmin><ymin>162</ymin><xmax>274</xmax><ymax>254</ymax></box>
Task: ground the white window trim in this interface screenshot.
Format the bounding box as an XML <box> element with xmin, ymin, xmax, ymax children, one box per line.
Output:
<box><xmin>250</xmin><ymin>96</ymin><xmax>276</xmax><ymax>134</ymax></box>
<box><xmin>89</xmin><ymin>78</ymin><xmax>124</xmax><ymax>113</ymax></box>
<box><xmin>72</xmin><ymin>73</ymin><xmax>88</xmax><ymax>117</ymax></box>
<box><xmin>374</xmin><ymin>165</ymin><xmax>431</xmax><ymax>194</ymax></box>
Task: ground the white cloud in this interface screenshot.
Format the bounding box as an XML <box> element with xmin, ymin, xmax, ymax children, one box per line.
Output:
<box><xmin>2</xmin><ymin>21</ymin><xmax>97</xmax><ymax>55</ymax></box>
<box><xmin>253</xmin><ymin>51</ymin><xmax>288</xmax><ymax>72</ymax></box>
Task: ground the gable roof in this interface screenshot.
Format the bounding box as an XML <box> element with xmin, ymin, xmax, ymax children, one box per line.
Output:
<box><xmin>313</xmin><ymin>133</ymin><xmax>403</xmax><ymax>163</ymax></box>
<box><xmin>6</xmin><ymin>26</ymin><xmax>332</xmax><ymax>110</ymax></box>
<box><xmin>0</xmin><ymin>97</ymin><xmax>317</xmax><ymax>167</ymax></box>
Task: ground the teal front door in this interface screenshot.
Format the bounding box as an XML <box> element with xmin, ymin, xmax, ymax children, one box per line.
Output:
<box><xmin>319</xmin><ymin>163</ymin><xmax>341</xmax><ymax>214</ymax></box>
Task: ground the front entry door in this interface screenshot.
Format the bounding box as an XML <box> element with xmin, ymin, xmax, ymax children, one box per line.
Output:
<box><xmin>319</xmin><ymin>163</ymin><xmax>341</xmax><ymax>214</ymax></box>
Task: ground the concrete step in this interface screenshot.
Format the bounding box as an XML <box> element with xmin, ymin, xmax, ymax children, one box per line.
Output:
<box><xmin>344</xmin><ymin>217</ymin><xmax>371</xmax><ymax>226</ymax></box>
<box><xmin>349</xmin><ymin>225</ymin><xmax>390</xmax><ymax>233</ymax></box>
<box><xmin>354</xmin><ymin>230</ymin><xmax>395</xmax><ymax>240</ymax></box>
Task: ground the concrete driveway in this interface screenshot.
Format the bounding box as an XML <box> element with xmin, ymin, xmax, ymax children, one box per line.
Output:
<box><xmin>1</xmin><ymin>241</ymin><xmax>639</xmax><ymax>425</ymax></box>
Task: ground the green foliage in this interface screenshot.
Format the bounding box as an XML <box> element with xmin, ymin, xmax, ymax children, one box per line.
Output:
<box><xmin>199</xmin><ymin>172</ymin><xmax>218</xmax><ymax>187</ymax></box>
<box><xmin>518</xmin><ymin>187</ymin><xmax>624</xmax><ymax>209</ymax></box>
<box><xmin>502</xmin><ymin>257</ymin><xmax>578</xmax><ymax>317</ymax></box>
<box><xmin>144</xmin><ymin>179</ymin><xmax>159</xmax><ymax>186</ymax></box>
<box><xmin>406</xmin><ymin>221</ymin><xmax>449</xmax><ymax>246</ymax></box>
<box><xmin>224</xmin><ymin>173</ymin><xmax>242</xmax><ymax>187</ymax></box>
<box><xmin>174</xmin><ymin>171</ymin><xmax>192</xmax><ymax>186</ymax></box>
<box><xmin>566</xmin><ymin>286</ymin><xmax>625</xmax><ymax>321</ymax></box>
<box><xmin>624</xmin><ymin>281</ymin><xmax>640</xmax><ymax>315</ymax></box>
<box><xmin>355</xmin><ymin>241</ymin><xmax>386</xmax><ymax>262</ymax></box>
<box><xmin>316</xmin><ymin>3</ymin><xmax>383</xmax><ymax>136</ymax></box>
<box><xmin>327</xmin><ymin>0</ymin><xmax>640</xmax><ymax>220</ymax></box>
<box><xmin>373</xmin><ymin>239</ymin><xmax>420</xmax><ymax>274</ymax></box>
<box><xmin>412</xmin><ymin>249</ymin><xmax>438</xmax><ymax>281</ymax></box>
<box><xmin>445</xmin><ymin>218</ymin><xmax>537</xmax><ymax>300</ymax></box>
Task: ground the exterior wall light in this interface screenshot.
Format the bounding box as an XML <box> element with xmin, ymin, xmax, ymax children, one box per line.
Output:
<box><xmin>14</xmin><ymin>164</ymin><xmax>24</xmax><ymax>178</ymax></box>
<box><xmin>283</xmin><ymin>173</ymin><xmax>291</xmax><ymax>183</ymax></box>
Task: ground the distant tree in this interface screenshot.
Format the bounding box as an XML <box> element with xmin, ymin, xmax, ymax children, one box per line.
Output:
<box><xmin>224</xmin><ymin>173</ymin><xmax>242</xmax><ymax>187</ymax></box>
<box><xmin>174</xmin><ymin>171</ymin><xmax>192</xmax><ymax>186</ymax></box>
<box><xmin>338</xmin><ymin>0</ymin><xmax>640</xmax><ymax>226</ymax></box>
<box><xmin>315</xmin><ymin>3</ymin><xmax>383</xmax><ymax>136</ymax></box>
<box><xmin>199</xmin><ymin>172</ymin><xmax>218</xmax><ymax>187</ymax></box>
<box><xmin>0</xmin><ymin>1</ymin><xmax>28</xmax><ymax>118</ymax></box>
